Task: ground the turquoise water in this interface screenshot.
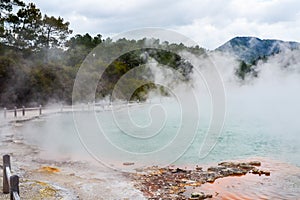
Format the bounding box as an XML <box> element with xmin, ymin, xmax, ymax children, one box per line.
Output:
<box><xmin>17</xmin><ymin>100</ymin><xmax>300</xmax><ymax>167</ymax></box>
<box><xmin>15</xmin><ymin>99</ymin><xmax>300</xmax><ymax>198</ymax></box>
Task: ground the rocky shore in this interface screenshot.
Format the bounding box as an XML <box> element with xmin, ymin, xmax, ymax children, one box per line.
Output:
<box><xmin>129</xmin><ymin>161</ymin><xmax>270</xmax><ymax>199</ymax></box>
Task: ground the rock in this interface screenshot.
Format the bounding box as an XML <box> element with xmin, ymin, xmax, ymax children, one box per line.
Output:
<box><xmin>206</xmin><ymin>172</ymin><xmax>217</xmax><ymax>183</ymax></box>
<box><xmin>123</xmin><ymin>162</ymin><xmax>134</xmax><ymax>166</ymax></box>
<box><xmin>178</xmin><ymin>188</ymin><xmax>186</xmax><ymax>194</ymax></box>
<box><xmin>248</xmin><ymin>161</ymin><xmax>261</xmax><ymax>166</ymax></box>
<box><xmin>218</xmin><ymin>162</ymin><xmax>236</xmax><ymax>167</ymax></box>
<box><xmin>191</xmin><ymin>192</ymin><xmax>205</xmax><ymax>198</ymax></box>
<box><xmin>238</xmin><ymin>163</ymin><xmax>255</xmax><ymax>170</ymax></box>
<box><xmin>231</xmin><ymin>168</ymin><xmax>246</xmax><ymax>176</ymax></box>
<box><xmin>131</xmin><ymin>161</ymin><xmax>269</xmax><ymax>199</ymax></box>
<box><xmin>190</xmin><ymin>192</ymin><xmax>212</xmax><ymax>199</ymax></box>
<box><xmin>171</xmin><ymin>168</ymin><xmax>187</xmax><ymax>173</ymax></box>
<box><xmin>220</xmin><ymin>168</ymin><xmax>234</xmax><ymax>176</ymax></box>
<box><xmin>251</xmin><ymin>168</ymin><xmax>260</xmax><ymax>174</ymax></box>
<box><xmin>251</xmin><ymin>169</ymin><xmax>270</xmax><ymax>176</ymax></box>
<box><xmin>191</xmin><ymin>192</ymin><xmax>201</xmax><ymax>197</ymax></box>
<box><xmin>261</xmin><ymin>170</ymin><xmax>271</xmax><ymax>176</ymax></box>
<box><xmin>196</xmin><ymin>165</ymin><xmax>202</xmax><ymax>171</ymax></box>
<box><xmin>207</xmin><ymin>166</ymin><xmax>226</xmax><ymax>172</ymax></box>
<box><xmin>181</xmin><ymin>178</ymin><xmax>189</xmax><ymax>183</ymax></box>
<box><xmin>264</xmin><ymin>171</ymin><xmax>271</xmax><ymax>176</ymax></box>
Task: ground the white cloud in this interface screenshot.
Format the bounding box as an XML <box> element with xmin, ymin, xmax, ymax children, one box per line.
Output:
<box><xmin>175</xmin><ymin>16</ymin><xmax>300</xmax><ymax>49</ymax></box>
<box><xmin>23</xmin><ymin>0</ymin><xmax>300</xmax><ymax>49</ymax></box>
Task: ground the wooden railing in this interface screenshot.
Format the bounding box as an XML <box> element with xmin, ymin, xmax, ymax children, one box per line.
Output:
<box><xmin>3</xmin><ymin>106</ymin><xmax>42</xmax><ymax>119</ymax></box>
<box><xmin>2</xmin><ymin>155</ymin><xmax>20</xmax><ymax>200</ymax></box>
<box><xmin>2</xmin><ymin>101</ymin><xmax>144</xmax><ymax>120</ymax></box>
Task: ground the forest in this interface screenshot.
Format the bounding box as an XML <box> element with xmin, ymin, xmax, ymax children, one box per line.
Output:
<box><xmin>1</xmin><ymin>0</ymin><xmax>260</xmax><ymax>108</ymax></box>
<box><xmin>0</xmin><ymin>0</ymin><xmax>210</xmax><ymax>107</ymax></box>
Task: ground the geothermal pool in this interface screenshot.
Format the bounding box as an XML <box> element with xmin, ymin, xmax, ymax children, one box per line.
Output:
<box><xmin>16</xmin><ymin>99</ymin><xmax>300</xmax><ymax>167</ymax></box>
<box><xmin>13</xmin><ymin>98</ymin><xmax>300</xmax><ymax>199</ymax></box>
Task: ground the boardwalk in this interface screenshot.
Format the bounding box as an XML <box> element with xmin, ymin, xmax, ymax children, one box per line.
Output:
<box><xmin>0</xmin><ymin>102</ymin><xmax>143</xmax><ymax>127</ymax></box>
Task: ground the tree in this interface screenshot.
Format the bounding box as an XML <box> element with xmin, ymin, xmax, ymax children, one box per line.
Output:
<box><xmin>236</xmin><ymin>61</ymin><xmax>252</xmax><ymax>80</ymax></box>
<box><xmin>14</xmin><ymin>3</ymin><xmax>42</xmax><ymax>49</ymax></box>
<box><xmin>0</xmin><ymin>0</ymin><xmax>25</xmax><ymax>38</ymax></box>
<box><xmin>0</xmin><ymin>0</ymin><xmax>24</xmax><ymax>13</ymax></box>
<box><xmin>39</xmin><ymin>14</ymin><xmax>72</xmax><ymax>48</ymax></box>
<box><xmin>65</xmin><ymin>33</ymin><xmax>102</xmax><ymax>66</ymax></box>
<box><xmin>2</xmin><ymin>3</ymin><xmax>42</xmax><ymax>50</ymax></box>
<box><xmin>2</xmin><ymin>2</ymin><xmax>72</xmax><ymax>51</ymax></box>
<box><xmin>66</xmin><ymin>33</ymin><xmax>102</xmax><ymax>49</ymax></box>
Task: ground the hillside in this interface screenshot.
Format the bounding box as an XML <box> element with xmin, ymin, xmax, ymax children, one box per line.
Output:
<box><xmin>216</xmin><ymin>37</ymin><xmax>300</xmax><ymax>64</ymax></box>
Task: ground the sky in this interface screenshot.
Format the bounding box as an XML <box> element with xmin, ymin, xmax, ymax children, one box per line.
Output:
<box><xmin>24</xmin><ymin>0</ymin><xmax>300</xmax><ymax>49</ymax></box>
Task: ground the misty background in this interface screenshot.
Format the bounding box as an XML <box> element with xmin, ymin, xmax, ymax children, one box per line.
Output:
<box><xmin>1</xmin><ymin>0</ymin><xmax>300</xmax><ymax>166</ymax></box>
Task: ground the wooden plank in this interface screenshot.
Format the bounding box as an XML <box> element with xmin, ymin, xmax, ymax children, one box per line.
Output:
<box><xmin>3</xmin><ymin>155</ymin><xmax>11</xmax><ymax>194</ymax></box>
<box><xmin>10</xmin><ymin>175</ymin><xmax>20</xmax><ymax>200</ymax></box>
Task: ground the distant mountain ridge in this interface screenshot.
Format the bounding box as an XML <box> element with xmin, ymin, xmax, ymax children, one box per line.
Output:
<box><xmin>216</xmin><ymin>37</ymin><xmax>300</xmax><ymax>64</ymax></box>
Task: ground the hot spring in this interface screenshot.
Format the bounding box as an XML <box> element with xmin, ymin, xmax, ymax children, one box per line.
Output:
<box><xmin>12</xmin><ymin>50</ymin><xmax>300</xmax><ymax>199</ymax></box>
<box><xmin>16</xmin><ymin>97</ymin><xmax>300</xmax><ymax>167</ymax></box>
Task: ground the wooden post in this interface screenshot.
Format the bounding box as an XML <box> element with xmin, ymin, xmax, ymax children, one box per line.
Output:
<box><xmin>39</xmin><ymin>105</ymin><xmax>42</xmax><ymax>115</ymax></box>
<box><xmin>22</xmin><ymin>106</ymin><xmax>25</xmax><ymax>116</ymax></box>
<box><xmin>3</xmin><ymin>154</ymin><xmax>11</xmax><ymax>194</ymax></box>
<box><xmin>10</xmin><ymin>175</ymin><xmax>19</xmax><ymax>200</ymax></box>
<box><xmin>14</xmin><ymin>107</ymin><xmax>17</xmax><ymax>118</ymax></box>
<box><xmin>4</xmin><ymin>107</ymin><xmax>6</xmax><ymax>119</ymax></box>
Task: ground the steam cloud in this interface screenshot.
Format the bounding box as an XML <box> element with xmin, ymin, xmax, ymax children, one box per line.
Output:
<box><xmin>13</xmin><ymin>37</ymin><xmax>300</xmax><ymax>168</ymax></box>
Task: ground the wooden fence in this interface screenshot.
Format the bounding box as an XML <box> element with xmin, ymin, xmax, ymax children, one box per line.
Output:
<box><xmin>3</xmin><ymin>106</ymin><xmax>42</xmax><ymax>119</ymax></box>
<box><xmin>2</xmin><ymin>101</ymin><xmax>144</xmax><ymax>120</ymax></box>
<box><xmin>2</xmin><ymin>155</ymin><xmax>20</xmax><ymax>200</ymax></box>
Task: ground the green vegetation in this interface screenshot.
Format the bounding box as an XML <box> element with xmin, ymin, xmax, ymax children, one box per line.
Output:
<box><xmin>0</xmin><ymin>0</ymin><xmax>206</xmax><ymax>108</ymax></box>
<box><xmin>235</xmin><ymin>56</ymin><xmax>267</xmax><ymax>80</ymax></box>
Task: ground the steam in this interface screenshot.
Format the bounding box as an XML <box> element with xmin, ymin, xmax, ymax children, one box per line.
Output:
<box><xmin>12</xmin><ymin>40</ymin><xmax>300</xmax><ymax>168</ymax></box>
<box><xmin>207</xmin><ymin>48</ymin><xmax>300</xmax><ymax>149</ymax></box>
